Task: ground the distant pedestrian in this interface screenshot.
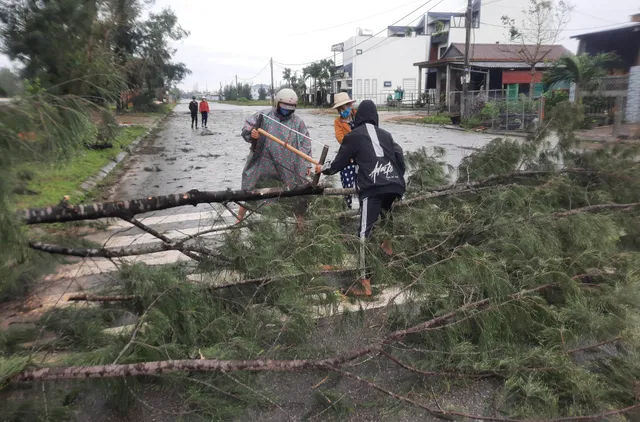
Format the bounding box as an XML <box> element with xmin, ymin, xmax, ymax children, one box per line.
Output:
<box><xmin>189</xmin><ymin>96</ymin><xmax>199</xmax><ymax>129</ymax></box>
<box><xmin>199</xmin><ymin>97</ymin><xmax>210</xmax><ymax>128</ymax></box>
<box><xmin>332</xmin><ymin>92</ymin><xmax>357</xmax><ymax>209</ymax></box>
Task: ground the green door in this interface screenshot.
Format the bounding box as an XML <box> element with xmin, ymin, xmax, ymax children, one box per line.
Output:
<box><xmin>507</xmin><ymin>84</ymin><xmax>519</xmax><ymax>101</ymax></box>
<box><xmin>533</xmin><ymin>83</ymin><xmax>544</xmax><ymax>98</ymax></box>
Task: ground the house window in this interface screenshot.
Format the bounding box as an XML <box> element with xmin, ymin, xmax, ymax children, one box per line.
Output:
<box><xmin>533</xmin><ymin>83</ymin><xmax>544</xmax><ymax>98</ymax></box>
<box><xmin>439</xmin><ymin>46</ymin><xmax>447</xmax><ymax>59</ymax></box>
<box><xmin>364</xmin><ymin>79</ymin><xmax>370</xmax><ymax>99</ymax></box>
<box><xmin>356</xmin><ymin>79</ymin><xmax>363</xmax><ymax>100</ymax></box>
<box><xmin>372</xmin><ymin>79</ymin><xmax>378</xmax><ymax>102</ymax></box>
<box><xmin>506</xmin><ymin>84</ymin><xmax>519</xmax><ymax>101</ymax></box>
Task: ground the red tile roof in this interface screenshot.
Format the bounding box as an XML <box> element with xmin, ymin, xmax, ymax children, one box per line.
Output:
<box><xmin>446</xmin><ymin>43</ymin><xmax>572</xmax><ymax>62</ymax></box>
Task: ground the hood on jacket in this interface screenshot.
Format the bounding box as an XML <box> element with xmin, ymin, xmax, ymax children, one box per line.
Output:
<box><xmin>354</xmin><ymin>100</ymin><xmax>379</xmax><ymax>128</ymax></box>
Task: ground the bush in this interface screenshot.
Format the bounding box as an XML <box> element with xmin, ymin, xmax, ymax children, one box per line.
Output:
<box><xmin>237</xmin><ymin>97</ymin><xmax>250</xmax><ymax>103</ymax></box>
<box><xmin>423</xmin><ymin>114</ymin><xmax>451</xmax><ymax>125</ymax></box>
<box><xmin>480</xmin><ymin>102</ymin><xmax>500</xmax><ymax>120</ymax></box>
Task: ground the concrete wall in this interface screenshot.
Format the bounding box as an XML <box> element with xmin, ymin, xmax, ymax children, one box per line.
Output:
<box><xmin>626</xmin><ymin>66</ymin><xmax>640</xmax><ymax>123</ymax></box>
<box><xmin>351</xmin><ymin>36</ymin><xmax>429</xmax><ymax>103</ymax></box>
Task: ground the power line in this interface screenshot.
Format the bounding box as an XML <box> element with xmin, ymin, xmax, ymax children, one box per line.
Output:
<box><xmin>289</xmin><ymin>0</ymin><xmax>427</xmax><ymax>36</ymax></box>
<box><xmin>351</xmin><ymin>0</ymin><xmax>448</xmax><ymax>58</ymax></box>
<box><xmin>236</xmin><ymin>60</ymin><xmax>271</xmax><ymax>82</ymax></box>
<box><xmin>275</xmin><ymin>0</ymin><xmax>437</xmax><ymax>67</ymax></box>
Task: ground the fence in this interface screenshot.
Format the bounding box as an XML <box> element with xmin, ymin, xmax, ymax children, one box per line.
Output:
<box><xmin>448</xmin><ymin>90</ymin><xmax>543</xmax><ymax>132</ymax></box>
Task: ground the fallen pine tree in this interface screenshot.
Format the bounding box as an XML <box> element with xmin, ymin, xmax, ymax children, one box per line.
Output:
<box><xmin>3</xmin><ymin>103</ymin><xmax>640</xmax><ymax>420</ymax></box>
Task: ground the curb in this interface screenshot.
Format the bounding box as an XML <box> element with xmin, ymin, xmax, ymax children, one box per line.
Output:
<box><xmin>77</xmin><ymin>112</ymin><xmax>172</xmax><ymax>195</ymax></box>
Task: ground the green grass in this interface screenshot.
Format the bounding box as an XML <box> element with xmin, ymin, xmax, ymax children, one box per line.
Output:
<box><xmin>422</xmin><ymin>114</ymin><xmax>452</xmax><ymax>125</ymax></box>
<box><xmin>13</xmin><ymin>125</ymin><xmax>147</xmax><ymax>208</ymax></box>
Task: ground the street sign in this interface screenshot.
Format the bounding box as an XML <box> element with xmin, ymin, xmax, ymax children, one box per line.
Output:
<box><xmin>331</xmin><ymin>43</ymin><xmax>344</xmax><ymax>52</ymax></box>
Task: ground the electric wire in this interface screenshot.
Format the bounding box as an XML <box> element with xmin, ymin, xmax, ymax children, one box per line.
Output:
<box><xmin>274</xmin><ymin>0</ymin><xmax>438</xmax><ymax>67</ymax></box>
<box><xmin>289</xmin><ymin>0</ymin><xmax>428</xmax><ymax>36</ymax></box>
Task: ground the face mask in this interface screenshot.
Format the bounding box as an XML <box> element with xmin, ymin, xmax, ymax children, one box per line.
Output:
<box><xmin>279</xmin><ymin>107</ymin><xmax>293</xmax><ymax>116</ymax></box>
<box><xmin>340</xmin><ymin>107</ymin><xmax>351</xmax><ymax>118</ymax></box>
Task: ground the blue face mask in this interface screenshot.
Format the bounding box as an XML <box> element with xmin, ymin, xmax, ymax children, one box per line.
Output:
<box><xmin>279</xmin><ymin>107</ymin><xmax>293</xmax><ymax>116</ymax></box>
<box><xmin>340</xmin><ymin>107</ymin><xmax>351</xmax><ymax>118</ymax></box>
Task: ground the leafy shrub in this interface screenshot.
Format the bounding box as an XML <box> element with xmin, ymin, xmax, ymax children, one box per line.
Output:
<box><xmin>237</xmin><ymin>97</ymin><xmax>250</xmax><ymax>103</ymax></box>
<box><xmin>480</xmin><ymin>102</ymin><xmax>500</xmax><ymax>120</ymax></box>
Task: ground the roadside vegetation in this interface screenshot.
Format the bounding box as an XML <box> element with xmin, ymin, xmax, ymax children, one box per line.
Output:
<box><xmin>0</xmin><ymin>0</ymin><xmax>190</xmax><ymax>303</ymax></box>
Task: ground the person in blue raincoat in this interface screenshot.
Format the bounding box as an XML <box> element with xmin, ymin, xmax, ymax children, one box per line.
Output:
<box><xmin>236</xmin><ymin>88</ymin><xmax>312</xmax><ymax>226</ymax></box>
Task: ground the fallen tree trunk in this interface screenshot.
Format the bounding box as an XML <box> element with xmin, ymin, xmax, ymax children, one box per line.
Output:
<box><xmin>18</xmin><ymin>169</ymin><xmax>595</xmax><ymax>225</ymax></box>
<box><xmin>19</xmin><ymin>186</ymin><xmax>354</xmax><ymax>225</ymax></box>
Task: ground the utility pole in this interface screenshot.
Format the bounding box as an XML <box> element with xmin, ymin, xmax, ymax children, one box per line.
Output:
<box><xmin>235</xmin><ymin>75</ymin><xmax>238</xmax><ymax>100</ymax></box>
<box><xmin>270</xmin><ymin>58</ymin><xmax>275</xmax><ymax>106</ymax></box>
<box><xmin>462</xmin><ymin>0</ymin><xmax>472</xmax><ymax>120</ymax></box>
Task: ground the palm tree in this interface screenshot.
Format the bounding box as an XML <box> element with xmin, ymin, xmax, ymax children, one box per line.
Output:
<box><xmin>282</xmin><ymin>68</ymin><xmax>292</xmax><ymax>87</ymax></box>
<box><xmin>542</xmin><ymin>53</ymin><xmax>619</xmax><ymax>104</ymax></box>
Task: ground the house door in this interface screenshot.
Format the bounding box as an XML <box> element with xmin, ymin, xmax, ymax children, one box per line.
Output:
<box><xmin>402</xmin><ymin>78</ymin><xmax>416</xmax><ymax>102</ymax></box>
<box><xmin>507</xmin><ymin>84</ymin><xmax>519</xmax><ymax>101</ymax></box>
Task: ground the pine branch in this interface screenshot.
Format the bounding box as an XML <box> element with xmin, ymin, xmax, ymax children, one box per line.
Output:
<box><xmin>13</xmin><ymin>345</ymin><xmax>377</xmax><ymax>382</ymax></box>
<box><xmin>14</xmin><ymin>281</ymin><xmax>563</xmax><ymax>382</ymax></box>
<box><xmin>567</xmin><ymin>337</ymin><xmax>622</xmax><ymax>355</ymax></box>
<box><xmin>65</xmin><ymin>269</ymin><xmax>360</xmax><ymax>302</ymax></box>
<box><xmin>28</xmin><ymin>241</ymin><xmax>217</xmax><ymax>259</ymax></box>
<box><xmin>67</xmin><ymin>294</ymin><xmax>138</xmax><ymax>302</ymax></box>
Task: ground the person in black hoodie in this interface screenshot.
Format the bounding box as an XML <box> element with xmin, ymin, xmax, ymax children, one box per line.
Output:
<box><xmin>188</xmin><ymin>96</ymin><xmax>199</xmax><ymax>129</ymax></box>
<box><xmin>316</xmin><ymin>100</ymin><xmax>406</xmax><ymax>296</ymax></box>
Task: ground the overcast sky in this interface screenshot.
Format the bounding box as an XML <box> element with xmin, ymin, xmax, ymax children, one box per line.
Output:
<box><xmin>2</xmin><ymin>0</ymin><xmax>639</xmax><ymax>90</ymax></box>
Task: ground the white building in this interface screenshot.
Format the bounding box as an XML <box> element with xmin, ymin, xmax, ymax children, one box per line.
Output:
<box><xmin>251</xmin><ymin>84</ymin><xmax>270</xmax><ymax>100</ymax></box>
<box><xmin>332</xmin><ymin>0</ymin><xmax>532</xmax><ymax>104</ymax></box>
<box><xmin>333</xmin><ymin>32</ymin><xmax>429</xmax><ymax>105</ymax></box>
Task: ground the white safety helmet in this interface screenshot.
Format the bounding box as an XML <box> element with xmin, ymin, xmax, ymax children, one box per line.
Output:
<box><xmin>275</xmin><ymin>88</ymin><xmax>298</xmax><ymax>110</ymax></box>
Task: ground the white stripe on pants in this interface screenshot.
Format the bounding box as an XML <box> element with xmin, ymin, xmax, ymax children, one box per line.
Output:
<box><xmin>359</xmin><ymin>197</ymin><xmax>368</xmax><ymax>281</ymax></box>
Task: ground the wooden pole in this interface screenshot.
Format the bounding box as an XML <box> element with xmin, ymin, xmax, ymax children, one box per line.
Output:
<box><xmin>257</xmin><ymin>128</ymin><xmax>319</xmax><ymax>165</ymax></box>
<box><xmin>270</xmin><ymin>58</ymin><xmax>275</xmax><ymax>106</ymax></box>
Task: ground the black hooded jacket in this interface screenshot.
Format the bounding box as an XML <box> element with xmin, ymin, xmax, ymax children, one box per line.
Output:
<box><xmin>323</xmin><ymin>100</ymin><xmax>405</xmax><ymax>198</ymax></box>
<box><xmin>189</xmin><ymin>100</ymin><xmax>198</xmax><ymax>114</ymax></box>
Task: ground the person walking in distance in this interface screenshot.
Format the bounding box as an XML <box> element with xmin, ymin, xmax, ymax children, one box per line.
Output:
<box><xmin>332</xmin><ymin>92</ymin><xmax>357</xmax><ymax>209</ymax></box>
<box><xmin>199</xmin><ymin>96</ymin><xmax>210</xmax><ymax>128</ymax></box>
<box><xmin>237</xmin><ymin>88</ymin><xmax>312</xmax><ymax>229</ymax></box>
<box><xmin>189</xmin><ymin>96</ymin><xmax>199</xmax><ymax>129</ymax></box>
<box><xmin>317</xmin><ymin>100</ymin><xmax>405</xmax><ymax>296</ymax></box>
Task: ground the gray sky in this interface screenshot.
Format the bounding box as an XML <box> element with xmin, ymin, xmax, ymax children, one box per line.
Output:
<box><xmin>2</xmin><ymin>0</ymin><xmax>639</xmax><ymax>90</ymax></box>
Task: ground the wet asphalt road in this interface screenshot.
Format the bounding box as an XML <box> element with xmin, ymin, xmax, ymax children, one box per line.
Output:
<box><xmin>112</xmin><ymin>101</ymin><xmax>496</xmax><ymax>201</ymax></box>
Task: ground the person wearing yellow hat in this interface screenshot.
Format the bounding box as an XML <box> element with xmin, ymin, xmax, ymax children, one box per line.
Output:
<box><xmin>332</xmin><ymin>92</ymin><xmax>357</xmax><ymax>209</ymax></box>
